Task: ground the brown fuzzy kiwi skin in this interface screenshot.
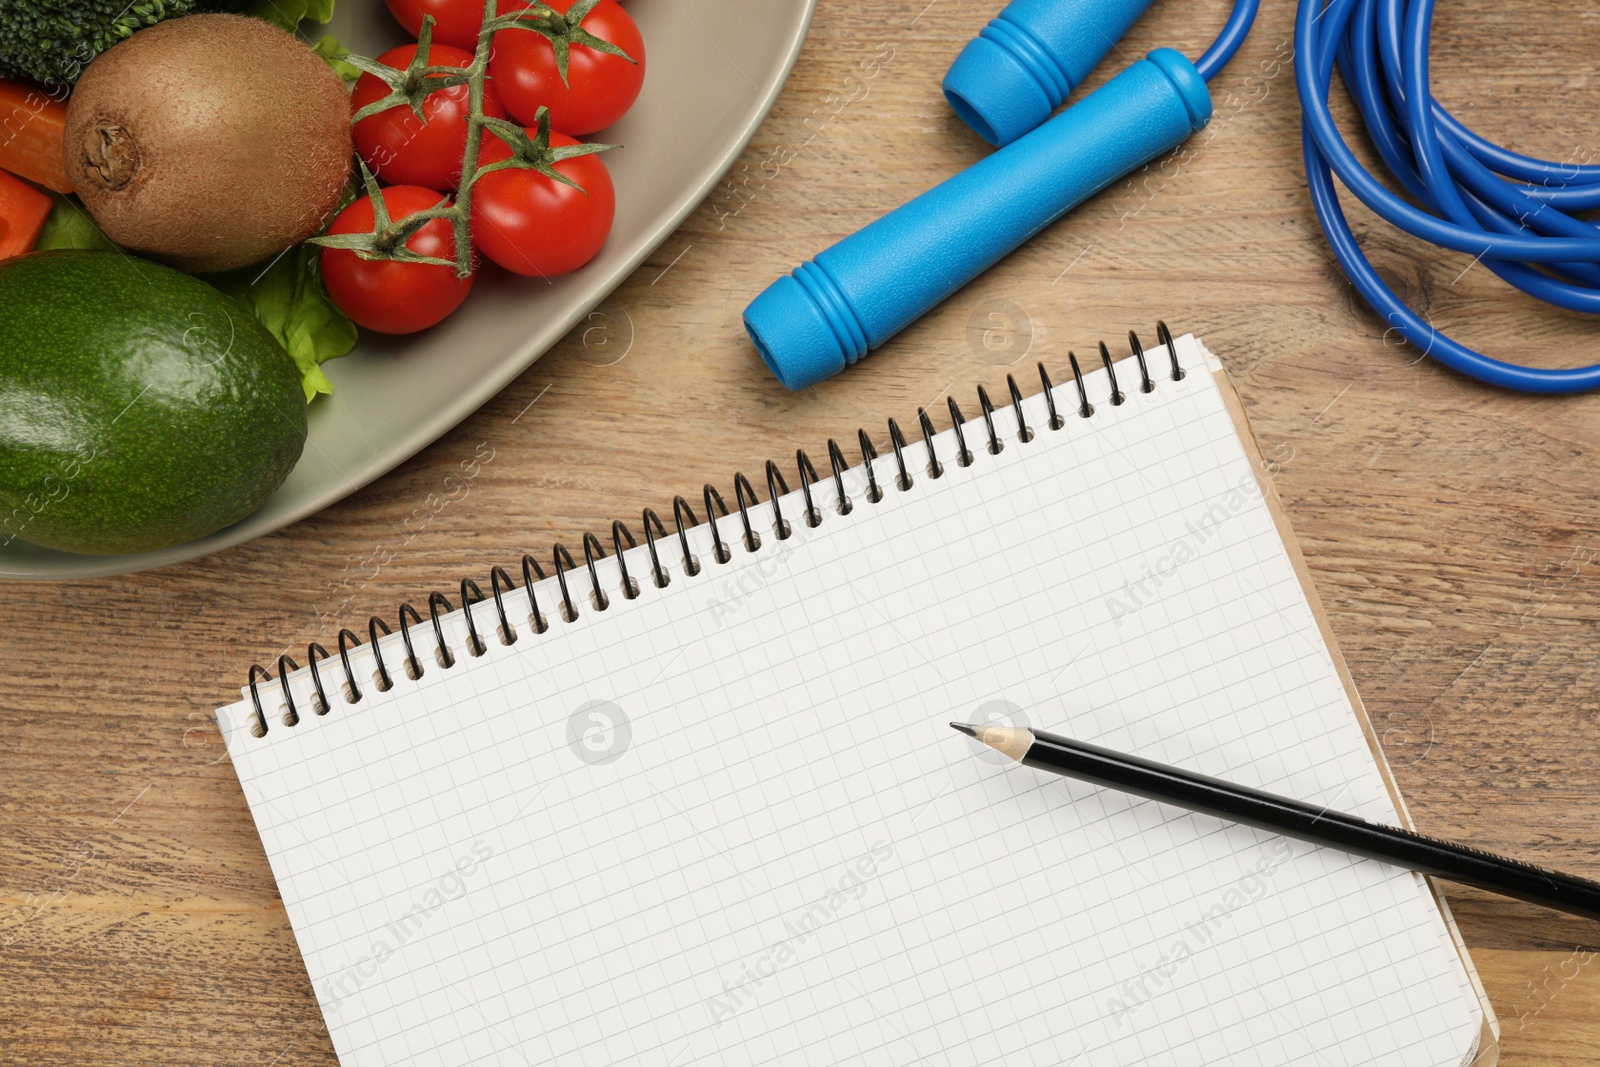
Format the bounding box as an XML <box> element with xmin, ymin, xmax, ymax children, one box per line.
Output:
<box><xmin>63</xmin><ymin>14</ymin><xmax>353</xmax><ymax>275</ymax></box>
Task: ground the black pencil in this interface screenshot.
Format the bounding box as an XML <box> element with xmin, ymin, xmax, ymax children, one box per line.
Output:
<box><xmin>951</xmin><ymin>721</ymin><xmax>1600</xmax><ymax>924</ymax></box>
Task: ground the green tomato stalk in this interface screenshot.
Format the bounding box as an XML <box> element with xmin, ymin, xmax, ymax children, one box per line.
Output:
<box><xmin>312</xmin><ymin>0</ymin><xmax>629</xmax><ymax>279</ymax></box>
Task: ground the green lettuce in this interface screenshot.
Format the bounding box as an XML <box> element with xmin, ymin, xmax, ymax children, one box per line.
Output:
<box><xmin>312</xmin><ymin>33</ymin><xmax>361</xmax><ymax>81</ymax></box>
<box><xmin>208</xmin><ymin>245</ymin><xmax>358</xmax><ymax>403</ymax></box>
<box><xmin>239</xmin><ymin>0</ymin><xmax>338</xmax><ymax>31</ymax></box>
<box><xmin>35</xmin><ymin>195</ymin><xmax>117</xmax><ymax>253</ymax></box>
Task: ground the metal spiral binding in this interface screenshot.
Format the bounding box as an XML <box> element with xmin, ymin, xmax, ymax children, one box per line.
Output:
<box><xmin>243</xmin><ymin>324</ymin><xmax>1186</xmax><ymax>737</ymax></box>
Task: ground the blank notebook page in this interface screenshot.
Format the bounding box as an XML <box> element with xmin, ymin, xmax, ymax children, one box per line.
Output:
<box><xmin>220</xmin><ymin>335</ymin><xmax>1482</xmax><ymax>1067</ymax></box>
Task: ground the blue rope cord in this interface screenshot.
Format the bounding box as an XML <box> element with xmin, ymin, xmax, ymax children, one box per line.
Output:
<box><xmin>1296</xmin><ymin>0</ymin><xmax>1600</xmax><ymax>393</ymax></box>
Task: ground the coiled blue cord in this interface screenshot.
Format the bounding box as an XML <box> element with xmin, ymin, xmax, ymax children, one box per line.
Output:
<box><xmin>1296</xmin><ymin>0</ymin><xmax>1600</xmax><ymax>393</ymax></box>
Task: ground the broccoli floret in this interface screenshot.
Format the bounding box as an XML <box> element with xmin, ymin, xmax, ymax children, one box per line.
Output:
<box><xmin>0</xmin><ymin>1</ymin><xmax>245</xmax><ymax>86</ymax></box>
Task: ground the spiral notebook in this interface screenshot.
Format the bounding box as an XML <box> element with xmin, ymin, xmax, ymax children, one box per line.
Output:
<box><xmin>219</xmin><ymin>332</ymin><xmax>1497</xmax><ymax>1067</ymax></box>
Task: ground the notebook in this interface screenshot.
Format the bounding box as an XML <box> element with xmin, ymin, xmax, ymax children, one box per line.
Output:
<box><xmin>219</xmin><ymin>332</ymin><xmax>1498</xmax><ymax>1067</ymax></box>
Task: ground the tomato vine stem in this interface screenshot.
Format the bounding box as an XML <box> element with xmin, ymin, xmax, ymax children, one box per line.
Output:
<box><xmin>445</xmin><ymin>0</ymin><xmax>499</xmax><ymax>279</ymax></box>
<box><xmin>317</xmin><ymin>0</ymin><xmax>625</xmax><ymax>279</ymax></box>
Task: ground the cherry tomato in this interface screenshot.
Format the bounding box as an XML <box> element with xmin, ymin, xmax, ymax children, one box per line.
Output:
<box><xmin>351</xmin><ymin>44</ymin><xmax>507</xmax><ymax>190</ymax></box>
<box><xmin>490</xmin><ymin>0</ymin><xmax>645</xmax><ymax>135</ymax></box>
<box><xmin>383</xmin><ymin>0</ymin><xmax>488</xmax><ymax>50</ymax></box>
<box><xmin>321</xmin><ymin>186</ymin><xmax>475</xmax><ymax>334</ymax></box>
<box><xmin>470</xmin><ymin>129</ymin><xmax>615</xmax><ymax>277</ymax></box>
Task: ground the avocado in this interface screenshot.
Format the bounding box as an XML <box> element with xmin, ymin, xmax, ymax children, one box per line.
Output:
<box><xmin>0</xmin><ymin>250</ymin><xmax>308</xmax><ymax>556</ymax></box>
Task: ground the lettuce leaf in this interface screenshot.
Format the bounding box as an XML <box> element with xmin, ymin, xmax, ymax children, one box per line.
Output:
<box><xmin>312</xmin><ymin>33</ymin><xmax>360</xmax><ymax>81</ymax></box>
<box><xmin>208</xmin><ymin>245</ymin><xmax>358</xmax><ymax>403</ymax></box>
<box><xmin>240</xmin><ymin>0</ymin><xmax>337</xmax><ymax>31</ymax></box>
<box><xmin>35</xmin><ymin>194</ymin><xmax>117</xmax><ymax>252</ymax></box>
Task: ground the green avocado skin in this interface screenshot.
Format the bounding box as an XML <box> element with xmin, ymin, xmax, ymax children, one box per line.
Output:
<box><xmin>0</xmin><ymin>250</ymin><xmax>308</xmax><ymax>556</ymax></box>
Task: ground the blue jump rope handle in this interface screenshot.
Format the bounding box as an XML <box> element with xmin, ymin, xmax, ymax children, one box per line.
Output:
<box><xmin>743</xmin><ymin>49</ymin><xmax>1212</xmax><ymax>391</ymax></box>
<box><xmin>943</xmin><ymin>0</ymin><xmax>1158</xmax><ymax>147</ymax></box>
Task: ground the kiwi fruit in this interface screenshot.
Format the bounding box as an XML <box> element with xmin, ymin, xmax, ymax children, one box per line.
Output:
<box><xmin>64</xmin><ymin>14</ymin><xmax>352</xmax><ymax>274</ymax></box>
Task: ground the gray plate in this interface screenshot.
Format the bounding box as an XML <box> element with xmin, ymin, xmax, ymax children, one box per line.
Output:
<box><xmin>1</xmin><ymin>0</ymin><xmax>815</xmax><ymax>580</ymax></box>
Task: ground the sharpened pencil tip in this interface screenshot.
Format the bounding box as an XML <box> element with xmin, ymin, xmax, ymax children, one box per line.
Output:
<box><xmin>950</xmin><ymin>721</ymin><xmax>1033</xmax><ymax>762</ymax></box>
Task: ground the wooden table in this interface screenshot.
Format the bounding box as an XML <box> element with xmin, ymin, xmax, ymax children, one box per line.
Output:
<box><xmin>5</xmin><ymin>1</ymin><xmax>1598</xmax><ymax>1062</ymax></box>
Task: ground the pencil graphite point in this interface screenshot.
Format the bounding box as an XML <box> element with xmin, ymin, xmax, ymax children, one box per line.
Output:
<box><xmin>951</xmin><ymin>722</ymin><xmax>1033</xmax><ymax>762</ymax></box>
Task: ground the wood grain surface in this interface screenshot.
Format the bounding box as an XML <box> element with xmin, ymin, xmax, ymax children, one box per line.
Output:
<box><xmin>4</xmin><ymin>0</ymin><xmax>1600</xmax><ymax>1063</ymax></box>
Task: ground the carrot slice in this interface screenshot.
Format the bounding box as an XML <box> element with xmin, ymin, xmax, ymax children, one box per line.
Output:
<box><xmin>0</xmin><ymin>167</ymin><xmax>53</xmax><ymax>259</ymax></box>
<box><xmin>0</xmin><ymin>79</ymin><xmax>71</xmax><ymax>194</ymax></box>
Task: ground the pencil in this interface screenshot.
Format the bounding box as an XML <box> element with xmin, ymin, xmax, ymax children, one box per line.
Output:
<box><xmin>951</xmin><ymin>721</ymin><xmax>1600</xmax><ymax>924</ymax></box>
